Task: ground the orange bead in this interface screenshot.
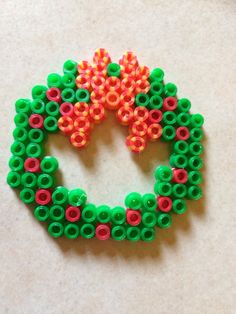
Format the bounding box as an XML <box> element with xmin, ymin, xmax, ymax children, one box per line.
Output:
<box><xmin>130</xmin><ymin>121</ymin><xmax>148</xmax><ymax>137</ymax></box>
<box><xmin>147</xmin><ymin>123</ymin><xmax>162</xmax><ymax>141</ymax></box>
<box><xmin>90</xmin><ymin>89</ymin><xmax>106</xmax><ymax>105</ymax></box>
<box><xmin>89</xmin><ymin>103</ymin><xmax>106</xmax><ymax>124</ymax></box>
<box><xmin>93</xmin><ymin>48</ymin><xmax>111</xmax><ymax>65</ymax></box>
<box><xmin>74</xmin><ymin>116</ymin><xmax>91</xmax><ymax>133</ymax></box>
<box><xmin>77</xmin><ymin>61</ymin><xmax>93</xmax><ymax>76</ymax></box>
<box><xmin>119</xmin><ymin>51</ymin><xmax>139</xmax><ymax>67</ymax></box>
<box><xmin>120</xmin><ymin>77</ymin><xmax>136</xmax><ymax>93</ymax></box>
<box><xmin>58</xmin><ymin>116</ymin><xmax>74</xmax><ymax>134</ymax></box>
<box><xmin>74</xmin><ymin>102</ymin><xmax>89</xmax><ymax>117</ymax></box>
<box><xmin>120</xmin><ymin>91</ymin><xmax>135</xmax><ymax>107</ymax></box>
<box><xmin>120</xmin><ymin>64</ymin><xmax>136</xmax><ymax>79</ymax></box>
<box><xmin>126</xmin><ymin>135</ymin><xmax>146</xmax><ymax>153</ymax></box>
<box><xmin>136</xmin><ymin>65</ymin><xmax>150</xmax><ymax>80</ymax></box>
<box><xmin>92</xmin><ymin>61</ymin><xmax>107</xmax><ymax>77</ymax></box>
<box><xmin>91</xmin><ymin>75</ymin><xmax>105</xmax><ymax>90</ymax></box>
<box><xmin>75</xmin><ymin>74</ymin><xmax>91</xmax><ymax>90</ymax></box>
<box><xmin>105</xmin><ymin>77</ymin><xmax>121</xmax><ymax>92</ymax></box>
<box><xmin>135</xmin><ymin>79</ymin><xmax>150</xmax><ymax>94</ymax></box>
<box><xmin>105</xmin><ymin>91</ymin><xmax>120</xmax><ymax>110</ymax></box>
<box><xmin>133</xmin><ymin>106</ymin><xmax>149</xmax><ymax>122</ymax></box>
<box><xmin>70</xmin><ymin>132</ymin><xmax>88</xmax><ymax>149</ymax></box>
<box><xmin>116</xmin><ymin>105</ymin><xmax>134</xmax><ymax>126</ymax></box>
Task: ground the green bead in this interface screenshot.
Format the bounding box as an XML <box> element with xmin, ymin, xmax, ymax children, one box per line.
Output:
<box><xmin>63</xmin><ymin>59</ymin><xmax>78</xmax><ymax>75</ymax></box>
<box><xmin>13</xmin><ymin>127</ymin><xmax>28</xmax><ymax>142</ymax></box>
<box><xmin>142</xmin><ymin>212</ymin><xmax>156</xmax><ymax>227</ymax></box>
<box><xmin>82</xmin><ymin>204</ymin><xmax>97</xmax><ymax>223</ymax></box>
<box><xmin>172</xmin><ymin>199</ymin><xmax>187</xmax><ymax>215</ymax></box>
<box><xmin>8</xmin><ymin>156</ymin><xmax>24</xmax><ymax>172</ymax></box>
<box><xmin>111</xmin><ymin>226</ymin><xmax>126</xmax><ymax>241</ymax></box>
<box><xmin>111</xmin><ymin>206</ymin><xmax>126</xmax><ymax>224</ymax></box>
<box><xmin>190</xmin><ymin>128</ymin><xmax>203</xmax><ymax>142</ymax></box>
<box><xmin>10</xmin><ymin>141</ymin><xmax>25</xmax><ymax>157</ymax></box>
<box><xmin>45</xmin><ymin>101</ymin><xmax>60</xmax><ymax>117</ymax></box>
<box><xmin>176</xmin><ymin>113</ymin><xmax>191</xmax><ymax>126</ymax></box>
<box><xmin>61</xmin><ymin>73</ymin><xmax>76</xmax><ymax>88</ymax></box>
<box><xmin>125</xmin><ymin>192</ymin><xmax>142</xmax><ymax>210</ymax></box>
<box><xmin>7</xmin><ymin>171</ymin><xmax>21</xmax><ymax>188</ymax></box>
<box><xmin>142</xmin><ymin>193</ymin><xmax>157</xmax><ymax>211</ymax></box>
<box><xmin>126</xmin><ymin>226</ymin><xmax>141</xmax><ymax>242</ymax></box>
<box><xmin>149</xmin><ymin>81</ymin><xmax>163</xmax><ymax>96</ymax></box>
<box><xmin>188</xmin><ymin>156</ymin><xmax>203</xmax><ymax>171</ymax></box>
<box><xmin>75</xmin><ymin>88</ymin><xmax>90</xmax><ymax>103</ymax></box>
<box><xmin>48</xmin><ymin>222</ymin><xmax>64</xmax><ymax>238</ymax></box>
<box><xmin>80</xmin><ymin>223</ymin><xmax>95</xmax><ymax>239</ymax></box>
<box><xmin>32</xmin><ymin>85</ymin><xmax>47</xmax><ymax>100</ymax></box>
<box><xmin>189</xmin><ymin>142</ymin><xmax>203</xmax><ymax>155</ymax></box>
<box><xmin>26</xmin><ymin>143</ymin><xmax>43</xmax><ymax>158</ymax></box>
<box><xmin>191</xmin><ymin>114</ymin><xmax>204</xmax><ymax>127</ymax></box>
<box><xmin>188</xmin><ymin>171</ymin><xmax>202</xmax><ymax>185</ymax></box>
<box><xmin>140</xmin><ymin>227</ymin><xmax>156</xmax><ymax>242</ymax></box>
<box><xmin>187</xmin><ymin>186</ymin><xmax>202</xmax><ymax>200</ymax></box>
<box><xmin>177</xmin><ymin>98</ymin><xmax>191</xmax><ymax>112</ymax></box>
<box><xmin>28</xmin><ymin>129</ymin><xmax>45</xmax><ymax>143</ymax></box>
<box><xmin>64</xmin><ymin>224</ymin><xmax>80</xmax><ymax>239</ymax></box>
<box><xmin>170</xmin><ymin>154</ymin><xmax>188</xmax><ymax>168</ymax></box>
<box><xmin>173</xmin><ymin>140</ymin><xmax>189</xmax><ymax>155</ymax></box>
<box><xmin>149</xmin><ymin>95</ymin><xmax>163</xmax><ymax>109</ymax></box>
<box><xmin>40</xmin><ymin>156</ymin><xmax>58</xmax><ymax>173</ymax></box>
<box><xmin>162</xmin><ymin>125</ymin><xmax>176</xmax><ymax>141</ymax></box>
<box><xmin>44</xmin><ymin>116</ymin><xmax>58</xmax><ymax>133</ymax></box>
<box><xmin>135</xmin><ymin>93</ymin><xmax>149</xmax><ymax>107</ymax></box>
<box><xmin>68</xmin><ymin>188</ymin><xmax>87</xmax><ymax>206</ymax></box>
<box><xmin>49</xmin><ymin>205</ymin><xmax>65</xmax><ymax>221</ymax></box>
<box><xmin>149</xmin><ymin>68</ymin><xmax>164</xmax><ymax>83</ymax></box>
<box><xmin>15</xmin><ymin>99</ymin><xmax>31</xmax><ymax>114</ymax></box>
<box><xmin>154</xmin><ymin>182</ymin><xmax>172</xmax><ymax>196</ymax></box>
<box><xmin>21</xmin><ymin>172</ymin><xmax>37</xmax><ymax>188</ymax></box>
<box><xmin>30</xmin><ymin>99</ymin><xmax>45</xmax><ymax>114</ymax></box>
<box><xmin>162</xmin><ymin>111</ymin><xmax>177</xmax><ymax>125</ymax></box>
<box><xmin>157</xmin><ymin>213</ymin><xmax>172</xmax><ymax>229</ymax></box>
<box><xmin>164</xmin><ymin>83</ymin><xmax>177</xmax><ymax>97</ymax></box>
<box><xmin>107</xmin><ymin>63</ymin><xmax>121</xmax><ymax>77</ymax></box>
<box><xmin>96</xmin><ymin>205</ymin><xmax>111</xmax><ymax>223</ymax></box>
<box><xmin>154</xmin><ymin>165</ymin><xmax>173</xmax><ymax>182</ymax></box>
<box><xmin>47</xmin><ymin>73</ymin><xmax>62</xmax><ymax>88</ymax></box>
<box><xmin>52</xmin><ymin>186</ymin><xmax>68</xmax><ymax>205</ymax></box>
<box><xmin>37</xmin><ymin>173</ymin><xmax>54</xmax><ymax>189</ymax></box>
<box><xmin>14</xmin><ymin>113</ymin><xmax>29</xmax><ymax>128</ymax></box>
<box><xmin>172</xmin><ymin>184</ymin><xmax>187</xmax><ymax>198</ymax></box>
<box><xmin>20</xmin><ymin>188</ymin><xmax>35</xmax><ymax>204</ymax></box>
<box><xmin>34</xmin><ymin>205</ymin><xmax>50</xmax><ymax>222</ymax></box>
<box><xmin>61</xmin><ymin>88</ymin><xmax>76</xmax><ymax>103</ymax></box>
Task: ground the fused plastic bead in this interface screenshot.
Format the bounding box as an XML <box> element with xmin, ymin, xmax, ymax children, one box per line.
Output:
<box><xmin>125</xmin><ymin>192</ymin><xmax>142</xmax><ymax>210</ymax></box>
<box><xmin>74</xmin><ymin>116</ymin><xmax>91</xmax><ymax>134</ymax></box>
<box><xmin>70</xmin><ymin>132</ymin><xmax>88</xmax><ymax>149</ymax></box>
<box><xmin>49</xmin><ymin>205</ymin><xmax>65</xmax><ymax>221</ymax></box>
<box><xmin>130</xmin><ymin>121</ymin><xmax>148</xmax><ymax>137</ymax></box>
<box><xmin>135</xmin><ymin>93</ymin><xmax>149</xmax><ymax>107</ymax></box>
<box><xmin>21</xmin><ymin>172</ymin><xmax>37</xmax><ymax>188</ymax></box>
<box><xmin>105</xmin><ymin>91</ymin><xmax>120</xmax><ymax>110</ymax></box>
<box><xmin>59</xmin><ymin>102</ymin><xmax>74</xmax><ymax>117</ymax></box>
<box><xmin>176</xmin><ymin>112</ymin><xmax>191</xmax><ymax>126</ymax></box>
<box><xmin>111</xmin><ymin>206</ymin><xmax>126</xmax><ymax>224</ymax></box>
<box><xmin>32</xmin><ymin>85</ymin><xmax>47</xmax><ymax>101</ymax></box>
<box><xmin>75</xmin><ymin>88</ymin><xmax>90</xmax><ymax>103</ymax></box>
<box><xmin>20</xmin><ymin>188</ymin><xmax>35</xmax><ymax>204</ymax></box>
<box><xmin>30</xmin><ymin>99</ymin><xmax>45</xmax><ymax>114</ymax></box>
<box><xmin>29</xmin><ymin>114</ymin><xmax>44</xmax><ymax>129</ymax></box>
<box><xmin>149</xmin><ymin>82</ymin><xmax>163</xmax><ymax>96</ymax></box>
<box><xmin>96</xmin><ymin>224</ymin><xmax>110</xmax><ymax>240</ymax></box>
<box><xmin>188</xmin><ymin>156</ymin><xmax>203</xmax><ymax>171</ymax></box>
<box><xmin>126</xmin><ymin>226</ymin><xmax>141</xmax><ymax>242</ymax></box>
<box><xmin>172</xmin><ymin>199</ymin><xmax>187</xmax><ymax>215</ymax></box>
<box><xmin>154</xmin><ymin>182</ymin><xmax>172</xmax><ymax>196</ymax></box>
<box><xmin>89</xmin><ymin>103</ymin><xmax>106</xmax><ymax>124</ymax></box>
<box><xmin>15</xmin><ymin>99</ymin><xmax>31</xmax><ymax>114</ymax></box>
<box><xmin>133</xmin><ymin>106</ymin><xmax>149</xmax><ymax>122</ymax></box>
<box><xmin>48</xmin><ymin>222</ymin><xmax>64</xmax><ymax>238</ymax></box>
<box><xmin>37</xmin><ymin>173</ymin><xmax>54</xmax><ymax>189</ymax></box>
<box><xmin>13</xmin><ymin>127</ymin><xmax>28</xmax><ymax>142</ymax></box>
<box><xmin>172</xmin><ymin>168</ymin><xmax>188</xmax><ymax>184</ymax></box>
<box><xmin>190</xmin><ymin>128</ymin><xmax>203</xmax><ymax>142</ymax></box>
<box><xmin>142</xmin><ymin>193</ymin><xmax>157</xmax><ymax>211</ymax></box>
<box><xmin>58</xmin><ymin>116</ymin><xmax>74</xmax><ymax>134</ymax></box>
<box><xmin>40</xmin><ymin>156</ymin><xmax>58</xmax><ymax>173</ymax></box>
<box><xmin>189</xmin><ymin>142</ymin><xmax>204</xmax><ymax>155</ymax></box>
<box><xmin>46</xmin><ymin>88</ymin><xmax>61</xmax><ymax>103</ymax></box>
<box><xmin>7</xmin><ymin>171</ymin><xmax>21</xmax><ymax>188</ymax></box>
<box><xmin>157</xmin><ymin>213</ymin><xmax>172</xmax><ymax>229</ymax></box>
<box><xmin>14</xmin><ymin>113</ymin><xmax>29</xmax><ymax>128</ymax></box>
<box><xmin>76</xmin><ymin>74</ymin><xmax>91</xmax><ymax>90</ymax></box>
<box><xmin>142</xmin><ymin>212</ymin><xmax>156</xmax><ymax>227</ymax></box>
<box><xmin>44</xmin><ymin>116</ymin><xmax>58</xmax><ymax>132</ymax></box>
<box><xmin>176</xmin><ymin>126</ymin><xmax>190</xmax><ymax>141</ymax></box>
<box><xmin>149</xmin><ymin>68</ymin><xmax>164</xmax><ymax>83</ymax></box>
<box><xmin>157</xmin><ymin>196</ymin><xmax>172</xmax><ymax>212</ymax></box>
<box><xmin>140</xmin><ymin>228</ymin><xmax>155</xmax><ymax>242</ymax></box>
<box><xmin>45</xmin><ymin>101</ymin><xmax>60</xmax><ymax>117</ymax></box>
<box><xmin>136</xmin><ymin>65</ymin><xmax>150</xmax><ymax>80</ymax></box>
<box><xmin>24</xmin><ymin>158</ymin><xmax>40</xmax><ymax>173</ymax></box>
<box><xmin>120</xmin><ymin>77</ymin><xmax>135</xmax><ymax>93</ymax></box>
<box><xmin>164</xmin><ymin>83</ymin><xmax>177</xmax><ymax>97</ymax></box>
<box><xmin>74</xmin><ymin>102</ymin><xmax>90</xmax><ymax>117</ymax></box>
<box><xmin>191</xmin><ymin>114</ymin><xmax>204</xmax><ymax>127</ymax></box>
<box><xmin>47</xmin><ymin>73</ymin><xmax>62</xmax><ymax>89</ymax></box>
<box><xmin>172</xmin><ymin>184</ymin><xmax>187</xmax><ymax>198</ymax></box>
<box><xmin>91</xmin><ymin>75</ymin><xmax>105</xmax><ymax>90</ymax></box>
<box><xmin>177</xmin><ymin>98</ymin><xmax>191</xmax><ymax>112</ymax></box>
<box><xmin>116</xmin><ymin>105</ymin><xmax>134</xmax><ymax>126</ymax></box>
<box><xmin>64</xmin><ymin>224</ymin><xmax>80</xmax><ymax>239</ymax></box>
<box><xmin>111</xmin><ymin>226</ymin><xmax>126</xmax><ymax>241</ymax></box>
<box><xmin>35</xmin><ymin>189</ymin><xmax>52</xmax><ymax>205</ymax></box>
<box><xmin>107</xmin><ymin>63</ymin><xmax>121</xmax><ymax>77</ymax></box>
<box><xmin>162</xmin><ymin>111</ymin><xmax>177</xmax><ymax>125</ymax></box>
<box><xmin>126</xmin><ymin>209</ymin><xmax>142</xmax><ymax>226</ymax></box>
<box><xmin>65</xmin><ymin>206</ymin><xmax>81</xmax><ymax>222</ymax></box>
<box><xmin>97</xmin><ymin>205</ymin><xmax>111</xmax><ymax>223</ymax></box>
<box><xmin>120</xmin><ymin>91</ymin><xmax>135</xmax><ymax>107</ymax></box>
<box><xmin>63</xmin><ymin>59</ymin><xmax>78</xmax><ymax>75</ymax></box>
<box><xmin>173</xmin><ymin>140</ymin><xmax>189</xmax><ymax>155</ymax></box>
<box><xmin>170</xmin><ymin>154</ymin><xmax>188</xmax><ymax>169</ymax></box>
<box><xmin>28</xmin><ymin>129</ymin><xmax>45</xmax><ymax>143</ymax></box>
<box><xmin>188</xmin><ymin>171</ymin><xmax>202</xmax><ymax>185</ymax></box>
<box><xmin>148</xmin><ymin>109</ymin><xmax>163</xmax><ymax>124</ymax></box>
<box><xmin>52</xmin><ymin>186</ymin><xmax>68</xmax><ymax>205</ymax></box>
<box><xmin>126</xmin><ymin>135</ymin><xmax>146</xmax><ymax>153</ymax></box>
<box><xmin>163</xmin><ymin>97</ymin><xmax>177</xmax><ymax>111</ymax></box>
<box><xmin>80</xmin><ymin>223</ymin><xmax>95</xmax><ymax>239</ymax></box>
<box><xmin>149</xmin><ymin>95</ymin><xmax>163</xmax><ymax>110</ymax></box>
<box><xmin>34</xmin><ymin>205</ymin><xmax>50</xmax><ymax>222</ymax></box>
<box><xmin>9</xmin><ymin>156</ymin><xmax>24</xmax><ymax>172</ymax></box>
<box><xmin>82</xmin><ymin>204</ymin><xmax>97</xmax><ymax>223</ymax></box>
<box><xmin>26</xmin><ymin>143</ymin><xmax>43</xmax><ymax>158</ymax></box>
<box><xmin>147</xmin><ymin>123</ymin><xmax>162</xmax><ymax>141</ymax></box>
<box><xmin>61</xmin><ymin>88</ymin><xmax>75</xmax><ymax>103</ymax></box>
<box><xmin>187</xmin><ymin>186</ymin><xmax>202</xmax><ymax>200</ymax></box>
<box><xmin>11</xmin><ymin>141</ymin><xmax>26</xmax><ymax>157</ymax></box>
<box><xmin>154</xmin><ymin>165</ymin><xmax>173</xmax><ymax>182</ymax></box>
<box><xmin>105</xmin><ymin>76</ymin><xmax>121</xmax><ymax>92</ymax></box>
<box><xmin>62</xmin><ymin>73</ymin><xmax>76</xmax><ymax>88</ymax></box>
<box><xmin>68</xmin><ymin>188</ymin><xmax>87</xmax><ymax>206</ymax></box>
<box><xmin>135</xmin><ymin>79</ymin><xmax>150</xmax><ymax>94</ymax></box>
<box><xmin>162</xmin><ymin>125</ymin><xmax>176</xmax><ymax>141</ymax></box>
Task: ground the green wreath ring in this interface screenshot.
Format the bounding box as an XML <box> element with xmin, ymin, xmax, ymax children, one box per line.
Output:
<box><xmin>7</xmin><ymin>49</ymin><xmax>204</xmax><ymax>242</ymax></box>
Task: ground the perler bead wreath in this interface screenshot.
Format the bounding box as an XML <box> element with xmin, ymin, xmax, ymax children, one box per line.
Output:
<box><xmin>7</xmin><ymin>49</ymin><xmax>204</xmax><ymax>242</ymax></box>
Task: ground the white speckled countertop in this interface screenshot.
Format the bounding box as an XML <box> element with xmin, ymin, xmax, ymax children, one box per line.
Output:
<box><xmin>0</xmin><ymin>1</ymin><xmax>236</xmax><ymax>313</ymax></box>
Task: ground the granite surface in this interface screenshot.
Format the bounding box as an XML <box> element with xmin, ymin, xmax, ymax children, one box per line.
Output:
<box><xmin>0</xmin><ymin>1</ymin><xmax>236</xmax><ymax>313</ymax></box>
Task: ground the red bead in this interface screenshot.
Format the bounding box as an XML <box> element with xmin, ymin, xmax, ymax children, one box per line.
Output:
<box><xmin>163</xmin><ymin>97</ymin><xmax>177</xmax><ymax>111</ymax></box>
<box><xmin>70</xmin><ymin>132</ymin><xmax>88</xmax><ymax>149</ymax></box>
<box><xmin>136</xmin><ymin>65</ymin><xmax>150</xmax><ymax>80</ymax></box>
<box><xmin>172</xmin><ymin>168</ymin><xmax>188</xmax><ymax>184</ymax></box>
<box><xmin>105</xmin><ymin>76</ymin><xmax>121</xmax><ymax>92</ymax></box>
<box><xmin>147</xmin><ymin>123</ymin><xmax>162</xmax><ymax>141</ymax></box>
<box><xmin>120</xmin><ymin>77</ymin><xmax>136</xmax><ymax>93</ymax></box>
<box><xmin>119</xmin><ymin>51</ymin><xmax>138</xmax><ymax>67</ymax></box>
<box><xmin>95</xmin><ymin>224</ymin><xmax>110</xmax><ymax>240</ymax></box>
<box><xmin>92</xmin><ymin>61</ymin><xmax>107</xmax><ymax>77</ymax></box>
<box><xmin>126</xmin><ymin>209</ymin><xmax>141</xmax><ymax>226</ymax></box>
<box><xmin>74</xmin><ymin>102</ymin><xmax>89</xmax><ymax>117</ymax></box>
<box><xmin>93</xmin><ymin>48</ymin><xmax>111</xmax><ymax>65</ymax></box>
<box><xmin>78</xmin><ymin>60</ymin><xmax>93</xmax><ymax>75</ymax></box>
<box><xmin>65</xmin><ymin>206</ymin><xmax>81</xmax><ymax>222</ymax></box>
<box><xmin>29</xmin><ymin>114</ymin><xmax>44</xmax><ymax>129</ymax></box>
<box><xmin>120</xmin><ymin>64</ymin><xmax>136</xmax><ymax>79</ymax></box>
<box><xmin>75</xmin><ymin>74</ymin><xmax>91</xmax><ymax>90</ymax></box>
<box><xmin>176</xmin><ymin>126</ymin><xmax>190</xmax><ymax>141</ymax></box>
<box><xmin>89</xmin><ymin>103</ymin><xmax>106</xmax><ymax>124</ymax></box>
<box><xmin>46</xmin><ymin>87</ymin><xmax>61</xmax><ymax>103</ymax></box>
<box><xmin>58</xmin><ymin>116</ymin><xmax>74</xmax><ymax>134</ymax></box>
<box><xmin>74</xmin><ymin>116</ymin><xmax>91</xmax><ymax>133</ymax></box>
<box><xmin>91</xmin><ymin>75</ymin><xmax>105</xmax><ymax>90</ymax></box>
<box><xmin>116</xmin><ymin>105</ymin><xmax>134</xmax><ymax>126</ymax></box>
<box><xmin>60</xmin><ymin>102</ymin><xmax>74</xmax><ymax>117</ymax></box>
<box><xmin>126</xmin><ymin>135</ymin><xmax>146</xmax><ymax>153</ymax></box>
<box><xmin>157</xmin><ymin>196</ymin><xmax>172</xmax><ymax>212</ymax></box>
<box><xmin>130</xmin><ymin>120</ymin><xmax>148</xmax><ymax>137</ymax></box>
<box><xmin>135</xmin><ymin>79</ymin><xmax>150</xmax><ymax>94</ymax></box>
<box><xmin>133</xmin><ymin>106</ymin><xmax>149</xmax><ymax>122</ymax></box>
<box><xmin>120</xmin><ymin>91</ymin><xmax>135</xmax><ymax>107</ymax></box>
<box><xmin>148</xmin><ymin>109</ymin><xmax>163</xmax><ymax>124</ymax></box>
<box><xmin>90</xmin><ymin>89</ymin><xmax>106</xmax><ymax>105</ymax></box>
<box><xmin>105</xmin><ymin>91</ymin><xmax>120</xmax><ymax>110</ymax></box>
<box><xmin>24</xmin><ymin>158</ymin><xmax>40</xmax><ymax>173</ymax></box>
<box><xmin>35</xmin><ymin>189</ymin><xmax>51</xmax><ymax>205</ymax></box>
